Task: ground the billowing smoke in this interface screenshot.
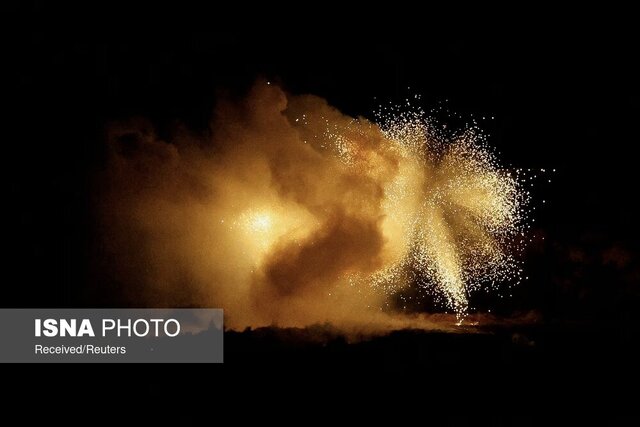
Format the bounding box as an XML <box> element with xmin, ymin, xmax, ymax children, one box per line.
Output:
<box><xmin>96</xmin><ymin>81</ymin><xmax>525</xmax><ymax>330</ymax></box>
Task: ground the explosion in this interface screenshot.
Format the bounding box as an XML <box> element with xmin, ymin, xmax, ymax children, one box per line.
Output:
<box><xmin>98</xmin><ymin>81</ymin><xmax>528</xmax><ymax>329</ymax></box>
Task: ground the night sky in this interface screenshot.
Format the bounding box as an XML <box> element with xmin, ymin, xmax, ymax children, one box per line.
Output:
<box><xmin>5</xmin><ymin>3</ymin><xmax>640</xmax><ymax>419</ymax></box>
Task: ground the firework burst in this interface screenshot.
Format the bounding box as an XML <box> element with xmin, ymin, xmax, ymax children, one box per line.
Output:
<box><xmin>320</xmin><ymin>103</ymin><xmax>528</xmax><ymax>315</ymax></box>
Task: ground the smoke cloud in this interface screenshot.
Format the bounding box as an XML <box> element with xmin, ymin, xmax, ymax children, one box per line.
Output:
<box><xmin>96</xmin><ymin>81</ymin><xmax>524</xmax><ymax>330</ymax></box>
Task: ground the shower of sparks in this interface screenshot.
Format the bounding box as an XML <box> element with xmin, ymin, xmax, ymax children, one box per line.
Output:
<box><xmin>313</xmin><ymin>101</ymin><xmax>531</xmax><ymax>316</ymax></box>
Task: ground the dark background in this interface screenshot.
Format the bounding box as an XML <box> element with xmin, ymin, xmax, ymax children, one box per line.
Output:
<box><xmin>5</xmin><ymin>3</ymin><xmax>639</xmax><ymax>419</ymax></box>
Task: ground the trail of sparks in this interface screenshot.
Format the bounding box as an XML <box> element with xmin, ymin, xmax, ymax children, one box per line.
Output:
<box><xmin>318</xmin><ymin>102</ymin><xmax>529</xmax><ymax>316</ymax></box>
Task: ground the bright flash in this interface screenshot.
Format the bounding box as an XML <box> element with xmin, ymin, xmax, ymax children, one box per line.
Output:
<box><xmin>249</xmin><ymin>213</ymin><xmax>273</xmax><ymax>233</ymax></box>
<box><xmin>232</xmin><ymin>206</ymin><xmax>318</xmax><ymax>258</ymax></box>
